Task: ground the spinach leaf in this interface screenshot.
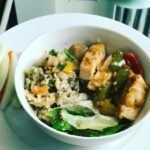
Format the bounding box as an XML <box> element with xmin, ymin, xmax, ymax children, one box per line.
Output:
<box><xmin>31</xmin><ymin>68</ymin><xmax>35</xmax><ymax>75</ymax></box>
<box><xmin>73</xmin><ymin>129</ymin><xmax>101</xmax><ymax>137</ymax></box>
<box><xmin>57</xmin><ymin>63</ymin><xmax>66</xmax><ymax>70</ymax></box>
<box><xmin>72</xmin><ymin>122</ymin><xmax>131</xmax><ymax>137</ymax></box>
<box><xmin>48</xmin><ymin>80</ymin><xmax>57</xmax><ymax>92</ymax></box>
<box><xmin>49</xmin><ymin>108</ymin><xmax>74</xmax><ymax>131</ymax></box>
<box><xmin>49</xmin><ymin>108</ymin><xmax>61</xmax><ymax>125</ymax></box>
<box><xmin>24</xmin><ymin>83</ymin><xmax>31</xmax><ymax>90</ymax></box>
<box><xmin>53</xmin><ymin>120</ymin><xmax>75</xmax><ymax>131</ymax></box>
<box><xmin>65</xmin><ymin>106</ymin><xmax>94</xmax><ymax>117</ymax></box>
<box><xmin>49</xmin><ymin>108</ymin><xmax>131</xmax><ymax>136</ymax></box>
<box><xmin>48</xmin><ymin>80</ymin><xmax>55</xmax><ymax>88</ymax></box>
<box><xmin>49</xmin><ymin>49</ymin><xmax>57</xmax><ymax>56</ymax></box>
<box><xmin>100</xmin><ymin>123</ymin><xmax>130</xmax><ymax>136</ymax></box>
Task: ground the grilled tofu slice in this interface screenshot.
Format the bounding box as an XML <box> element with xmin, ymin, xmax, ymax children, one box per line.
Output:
<box><xmin>97</xmin><ymin>55</ymin><xmax>113</xmax><ymax>71</ymax></box>
<box><xmin>79</xmin><ymin>44</ymin><xmax>105</xmax><ymax>80</ymax></box>
<box><xmin>119</xmin><ymin>74</ymin><xmax>148</xmax><ymax>120</ymax></box>
<box><xmin>88</xmin><ymin>70</ymin><xmax>112</xmax><ymax>90</ymax></box>
<box><xmin>88</xmin><ymin>56</ymin><xmax>113</xmax><ymax>90</ymax></box>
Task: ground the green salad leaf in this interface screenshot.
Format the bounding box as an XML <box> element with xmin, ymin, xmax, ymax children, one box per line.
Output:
<box><xmin>49</xmin><ymin>108</ymin><xmax>74</xmax><ymax>131</ymax></box>
<box><xmin>53</xmin><ymin>120</ymin><xmax>75</xmax><ymax>131</ymax></box>
<box><xmin>49</xmin><ymin>108</ymin><xmax>131</xmax><ymax>136</ymax></box>
<box><xmin>65</xmin><ymin>106</ymin><xmax>95</xmax><ymax>117</ymax></box>
<box><xmin>48</xmin><ymin>79</ymin><xmax>57</xmax><ymax>92</ymax></box>
<box><xmin>49</xmin><ymin>49</ymin><xmax>57</xmax><ymax>56</ymax></box>
<box><xmin>49</xmin><ymin>108</ymin><xmax>61</xmax><ymax>125</ymax></box>
<box><xmin>24</xmin><ymin>83</ymin><xmax>31</xmax><ymax>90</ymax></box>
<box><xmin>61</xmin><ymin>110</ymin><xmax>118</xmax><ymax>131</ymax></box>
<box><xmin>57</xmin><ymin>63</ymin><xmax>66</xmax><ymax>70</ymax></box>
<box><xmin>72</xmin><ymin>122</ymin><xmax>131</xmax><ymax>137</ymax></box>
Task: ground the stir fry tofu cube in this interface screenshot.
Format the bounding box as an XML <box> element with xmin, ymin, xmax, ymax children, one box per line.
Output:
<box><xmin>119</xmin><ymin>74</ymin><xmax>148</xmax><ymax>120</ymax></box>
<box><xmin>97</xmin><ymin>55</ymin><xmax>113</xmax><ymax>71</ymax></box>
<box><xmin>80</xmin><ymin>44</ymin><xmax>105</xmax><ymax>80</ymax></box>
<box><xmin>119</xmin><ymin>106</ymin><xmax>139</xmax><ymax>121</ymax></box>
<box><xmin>88</xmin><ymin>56</ymin><xmax>112</xmax><ymax>90</ymax></box>
<box><xmin>88</xmin><ymin>70</ymin><xmax>112</xmax><ymax>90</ymax></box>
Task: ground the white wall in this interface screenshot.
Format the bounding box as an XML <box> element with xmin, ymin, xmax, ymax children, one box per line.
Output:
<box><xmin>15</xmin><ymin>0</ymin><xmax>114</xmax><ymax>24</ymax></box>
<box><xmin>15</xmin><ymin>0</ymin><xmax>55</xmax><ymax>23</ymax></box>
<box><xmin>55</xmin><ymin>0</ymin><xmax>113</xmax><ymax>17</ymax></box>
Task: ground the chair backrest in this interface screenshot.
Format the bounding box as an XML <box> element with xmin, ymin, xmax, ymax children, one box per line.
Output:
<box><xmin>0</xmin><ymin>0</ymin><xmax>13</xmax><ymax>34</ymax></box>
<box><xmin>112</xmin><ymin>0</ymin><xmax>150</xmax><ymax>37</ymax></box>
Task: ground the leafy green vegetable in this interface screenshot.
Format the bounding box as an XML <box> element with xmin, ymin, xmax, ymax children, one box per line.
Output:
<box><xmin>31</xmin><ymin>68</ymin><xmax>35</xmax><ymax>75</ymax></box>
<box><xmin>64</xmin><ymin>50</ymin><xmax>76</xmax><ymax>62</ymax></box>
<box><xmin>61</xmin><ymin>110</ymin><xmax>118</xmax><ymax>131</ymax></box>
<box><xmin>49</xmin><ymin>108</ymin><xmax>131</xmax><ymax>136</ymax></box>
<box><xmin>109</xmin><ymin>51</ymin><xmax>125</xmax><ymax>72</ymax></box>
<box><xmin>48</xmin><ymin>80</ymin><xmax>55</xmax><ymax>88</ymax></box>
<box><xmin>24</xmin><ymin>83</ymin><xmax>31</xmax><ymax>90</ymax></box>
<box><xmin>65</xmin><ymin>106</ymin><xmax>95</xmax><ymax>117</ymax></box>
<box><xmin>100</xmin><ymin>123</ymin><xmax>130</xmax><ymax>136</ymax></box>
<box><xmin>57</xmin><ymin>63</ymin><xmax>66</xmax><ymax>70</ymax></box>
<box><xmin>72</xmin><ymin>122</ymin><xmax>131</xmax><ymax>137</ymax></box>
<box><xmin>48</xmin><ymin>80</ymin><xmax>57</xmax><ymax>92</ymax></box>
<box><xmin>73</xmin><ymin>129</ymin><xmax>101</xmax><ymax>137</ymax></box>
<box><xmin>53</xmin><ymin>120</ymin><xmax>75</xmax><ymax>131</ymax></box>
<box><xmin>49</xmin><ymin>108</ymin><xmax>61</xmax><ymax>125</ymax></box>
<box><xmin>49</xmin><ymin>108</ymin><xmax>74</xmax><ymax>131</ymax></box>
<box><xmin>49</xmin><ymin>49</ymin><xmax>57</xmax><ymax>56</ymax></box>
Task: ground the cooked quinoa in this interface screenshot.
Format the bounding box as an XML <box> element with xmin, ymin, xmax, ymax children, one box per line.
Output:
<box><xmin>24</xmin><ymin>50</ymin><xmax>88</xmax><ymax>122</ymax></box>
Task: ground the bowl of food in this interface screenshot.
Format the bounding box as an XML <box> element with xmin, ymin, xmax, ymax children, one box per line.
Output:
<box><xmin>15</xmin><ymin>25</ymin><xmax>150</xmax><ymax>146</ymax></box>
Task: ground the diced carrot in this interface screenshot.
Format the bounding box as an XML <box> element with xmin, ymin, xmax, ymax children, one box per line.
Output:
<box><xmin>8</xmin><ymin>51</ymin><xmax>13</xmax><ymax>59</ymax></box>
<box><xmin>31</xmin><ymin>86</ymin><xmax>48</xmax><ymax>94</ymax></box>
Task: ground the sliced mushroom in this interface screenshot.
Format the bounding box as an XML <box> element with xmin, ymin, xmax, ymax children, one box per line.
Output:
<box><xmin>69</xmin><ymin>43</ymin><xmax>86</xmax><ymax>61</ymax></box>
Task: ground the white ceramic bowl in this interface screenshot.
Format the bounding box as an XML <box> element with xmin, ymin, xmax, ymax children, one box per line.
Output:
<box><xmin>15</xmin><ymin>25</ymin><xmax>150</xmax><ymax>147</ymax></box>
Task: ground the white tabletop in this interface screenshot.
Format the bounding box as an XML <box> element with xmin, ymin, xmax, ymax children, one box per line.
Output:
<box><xmin>0</xmin><ymin>13</ymin><xmax>150</xmax><ymax>150</ymax></box>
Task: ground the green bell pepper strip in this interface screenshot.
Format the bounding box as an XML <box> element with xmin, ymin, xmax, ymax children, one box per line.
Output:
<box><xmin>94</xmin><ymin>82</ymin><xmax>112</xmax><ymax>107</ymax></box>
<box><xmin>113</xmin><ymin>66</ymin><xmax>129</xmax><ymax>93</ymax></box>
<box><xmin>109</xmin><ymin>51</ymin><xmax>125</xmax><ymax>72</ymax></box>
<box><xmin>64</xmin><ymin>50</ymin><xmax>76</xmax><ymax>62</ymax></box>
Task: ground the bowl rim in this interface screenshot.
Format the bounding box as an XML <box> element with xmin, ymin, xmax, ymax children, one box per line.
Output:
<box><xmin>15</xmin><ymin>24</ymin><xmax>150</xmax><ymax>140</ymax></box>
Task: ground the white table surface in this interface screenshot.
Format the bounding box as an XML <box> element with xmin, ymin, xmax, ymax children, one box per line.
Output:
<box><xmin>0</xmin><ymin>13</ymin><xmax>150</xmax><ymax>150</ymax></box>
